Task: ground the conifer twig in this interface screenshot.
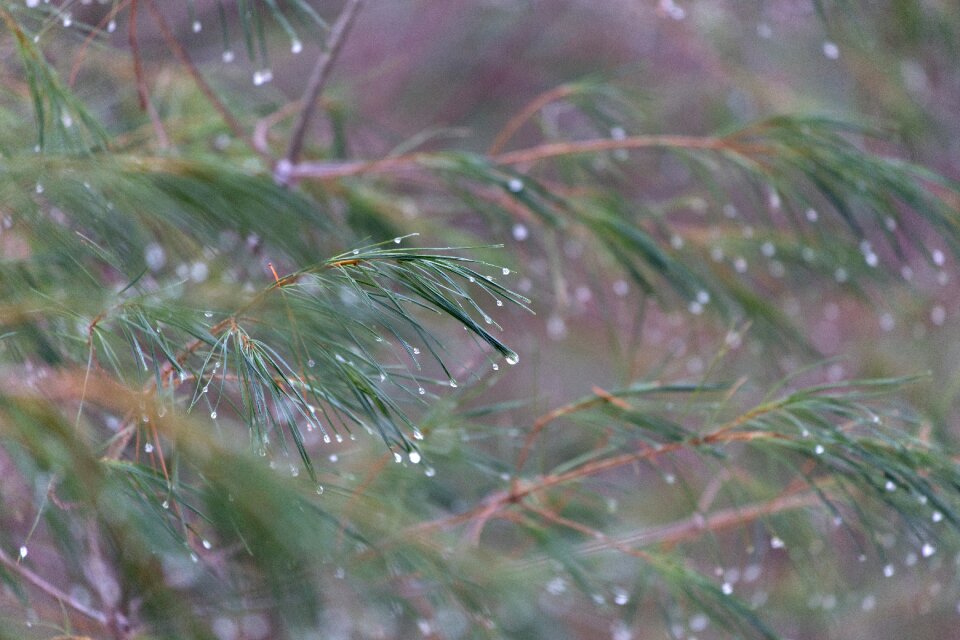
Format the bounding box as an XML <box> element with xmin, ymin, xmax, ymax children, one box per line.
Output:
<box><xmin>280</xmin><ymin>0</ymin><xmax>365</xmax><ymax>179</ymax></box>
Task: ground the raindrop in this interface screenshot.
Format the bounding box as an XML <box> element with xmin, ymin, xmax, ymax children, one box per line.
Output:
<box><xmin>307</xmin><ymin>359</ymin><xmax>315</xmax><ymax>368</ymax></box>
<box><xmin>922</xmin><ymin>543</ymin><xmax>936</xmax><ymax>558</ymax></box>
<box><xmin>322</xmin><ymin>434</ymin><xmax>331</xmax><ymax>444</ymax></box>
<box><xmin>144</xmin><ymin>443</ymin><xmax>154</xmax><ymax>453</ymax></box>
<box><xmin>688</xmin><ymin>301</ymin><xmax>704</xmax><ymax>315</ymax></box>
<box><xmin>202</xmin><ymin>539</ymin><xmax>212</xmax><ymax>550</ymax></box>
<box><xmin>834</xmin><ymin>267</ymin><xmax>848</xmax><ymax>283</ymax></box>
<box><xmin>862</xmin><ymin>595</ymin><xmax>876</xmax><ymax>611</ymax></box>
<box><xmin>291</xmin><ymin>39</ymin><xmax>303</xmax><ymax>54</ymax></box>
<box><xmin>204</xmin><ymin>311</ymin><xmax>214</xmax><ymax>318</ymax></box>
<box><xmin>507</xmin><ymin>178</ymin><xmax>524</xmax><ymax>193</ymax></box>
<box><xmin>696</xmin><ymin>290</ymin><xmax>710</xmax><ymax>305</ymax></box>
<box><xmin>222</xmin><ymin>50</ymin><xmax>235</xmax><ymax>63</ymax></box>
<box><xmin>252</xmin><ymin>69</ymin><xmax>273</xmax><ymax>86</ymax></box>
<box><xmin>885</xmin><ymin>480</ymin><xmax>896</xmax><ymax>492</ymax></box>
<box><xmin>35</xmin><ymin>182</ymin><xmax>44</xmax><ymax>194</ymax></box>
<box><xmin>335</xmin><ymin>433</ymin><xmax>343</xmax><ymax>443</ymax></box>
<box><xmin>491</xmin><ymin>363</ymin><xmax>499</xmax><ymax>371</ymax></box>
<box><xmin>424</xmin><ymin>466</ymin><xmax>436</xmax><ymax>477</ymax></box>
<box><xmin>933</xmin><ymin>511</ymin><xmax>944</xmax><ymax>523</ymax></box>
<box><xmin>931</xmin><ymin>305</ymin><xmax>946</xmax><ymax>326</ymax></box>
<box><xmin>721</xmin><ymin>582</ymin><xmax>733</xmax><ymax>595</ymax></box>
<box><xmin>393</xmin><ymin>452</ymin><xmax>403</xmax><ymax>464</ymax></box>
<box><xmin>210</xmin><ymin>411</ymin><xmax>217</xmax><ymax>419</ymax></box>
<box><xmin>412</xmin><ymin>347</ymin><xmax>421</xmax><ymax>355</ymax></box>
<box><xmin>316</xmin><ymin>484</ymin><xmax>325</xmax><ymax>495</ymax></box>
<box><xmin>504</xmin><ymin>353</ymin><xmax>519</xmax><ymax>366</ymax></box>
<box><xmin>449</xmin><ymin>379</ymin><xmax>458</xmax><ymax>388</ymax></box>
<box><xmin>512</xmin><ymin>223</ymin><xmax>529</xmax><ymax>241</ymax></box>
<box><xmin>26</xmin><ymin>0</ymin><xmax>40</xmax><ymax>7</ymax></box>
<box><xmin>19</xmin><ymin>546</ymin><xmax>28</xmax><ymax>559</ymax></box>
<box><xmin>932</xmin><ymin>249</ymin><xmax>946</xmax><ymax>266</ymax></box>
<box><xmin>418</xmin><ymin>386</ymin><xmax>426</xmax><ymax>395</ymax></box>
<box><xmin>413</xmin><ymin>428</ymin><xmax>424</xmax><ymax>440</ymax></box>
<box><xmin>162</xmin><ymin>500</ymin><xmax>170</xmax><ymax>509</ymax></box>
<box><xmin>409</xmin><ymin>451</ymin><xmax>422</xmax><ymax>464</ymax></box>
<box><xmin>883</xmin><ymin>564</ymin><xmax>895</xmax><ymax>577</ymax></box>
<box><xmin>502</xmin><ymin>267</ymin><xmax>511</xmax><ymax>275</ymax></box>
<box><xmin>612</xmin><ymin>280</ymin><xmax>630</xmax><ymax>296</ymax></box>
<box><xmin>770</xmin><ymin>536</ymin><xmax>785</xmax><ymax>549</ymax></box>
<box><xmin>393</xmin><ymin>237</ymin><xmax>403</xmax><ymax>244</ymax></box>
<box><xmin>192</xmin><ymin>20</ymin><xmax>202</xmax><ymax>33</ymax></box>
<box><xmin>496</xmin><ymin>299</ymin><xmax>503</xmax><ymax>307</ymax></box>
<box><xmin>822</xmin><ymin>41</ymin><xmax>840</xmax><ymax>59</ymax></box>
<box><xmin>190</xmin><ymin>553</ymin><xmax>199</xmax><ymax>563</ymax></box>
<box><xmin>814</xmin><ymin>444</ymin><xmax>825</xmax><ymax>455</ymax></box>
<box><xmin>733</xmin><ymin>256</ymin><xmax>748</xmax><ymax>273</ymax></box>
<box><xmin>144</xmin><ymin>243</ymin><xmax>166</xmax><ymax>271</ymax></box>
<box><xmin>805</xmin><ymin>208</ymin><xmax>819</xmax><ymax>222</ymax></box>
<box><xmin>61</xmin><ymin>112</ymin><xmax>73</xmax><ymax>128</ymax></box>
<box><xmin>107</xmin><ymin>19</ymin><xmax>116</xmax><ymax>32</ymax></box>
<box><xmin>62</xmin><ymin>12</ymin><xmax>72</xmax><ymax>27</ymax></box>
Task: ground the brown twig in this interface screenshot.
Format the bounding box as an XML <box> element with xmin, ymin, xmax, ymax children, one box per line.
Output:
<box><xmin>143</xmin><ymin>0</ymin><xmax>267</xmax><ymax>161</ymax></box>
<box><xmin>487</xmin><ymin>83</ymin><xmax>578</xmax><ymax>155</ymax></box>
<box><xmin>129</xmin><ymin>0</ymin><xmax>170</xmax><ymax>149</ymax></box>
<box><xmin>281</xmin><ymin>0</ymin><xmax>365</xmax><ymax>176</ymax></box>
<box><xmin>0</xmin><ymin>546</ymin><xmax>109</xmax><ymax>627</ymax></box>
<box><xmin>69</xmin><ymin>0</ymin><xmax>132</xmax><ymax>87</ymax></box>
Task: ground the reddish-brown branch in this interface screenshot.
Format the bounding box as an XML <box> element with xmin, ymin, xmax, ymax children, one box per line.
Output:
<box><xmin>128</xmin><ymin>0</ymin><xmax>169</xmax><ymax>149</ymax></box>
<box><xmin>282</xmin><ymin>0</ymin><xmax>366</xmax><ymax>171</ymax></box>
<box><xmin>143</xmin><ymin>0</ymin><xmax>267</xmax><ymax>161</ymax></box>
<box><xmin>487</xmin><ymin>83</ymin><xmax>579</xmax><ymax>155</ymax></box>
<box><xmin>69</xmin><ymin>0</ymin><xmax>132</xmax><ymax>86</ymax></box>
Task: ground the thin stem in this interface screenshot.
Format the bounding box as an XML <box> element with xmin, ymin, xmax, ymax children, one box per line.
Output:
<box><xmin>487</xmin><ymin>83</ymin><xmax>578</xmax><ymax>155</ymax></box>
<box><xmin>144</xmin><ymin>0</ymin><xmax>267</xmax><ymax>161</ymax></box>
<box><xmin>282</xmin><ymin>0</ymin><xmax>365</xmax><ymax>173</ymax></box>
<box><xmin>0</xmin><ymin>546</ymin><xmax>109</xmax><ymax>626</ymax></box>
<box><xmin>129</xmin><ymin>0</ymin><xmax>170</xmax><ymax>150</ymax></box>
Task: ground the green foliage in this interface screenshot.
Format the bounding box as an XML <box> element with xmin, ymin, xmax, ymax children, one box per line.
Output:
<box><xmin>0</xmin><ymin>2</ymin><xmax>959</xmax><ymax>639</ymax></box>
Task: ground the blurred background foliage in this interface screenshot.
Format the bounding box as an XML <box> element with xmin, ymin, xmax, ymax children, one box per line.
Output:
<box><xmin>1</xmin><ymin>1</ymin><xmax>960</xmax><ymax>639</ymax></box>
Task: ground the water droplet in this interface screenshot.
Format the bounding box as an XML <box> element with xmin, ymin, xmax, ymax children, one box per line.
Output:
<box><xmin>393</xmin><ymin>452</ymin><xmax>403</xmax><ymax>463</ymax></box>
<box><xmin>409</xmin><ymin>451</ymin><xmax>422</xmax><ymax>464</ymax></box>
<box><xmin>162</xmin><ymin>500</ymin><xmax>170</xmax><ymax>509</ymax></box>
<box><xmin>190</xmin><ymin>552</ymin><xmax>199</xmax><ymax>563</ymax></box>
<box><xmin>814</xmin><ymin>444</ymin><xmax>825</xmax><ymax>455</ymax></box>
<box><xmin>26</xmin><ymin>0</ymin><xmax>40</xmax><ymax>7</ymax></box>
<box><xmin>834</xmin><ymin>267</ymin><xmax>848</xmax><ymax>283</ymax></box>
<box><xmin>770</xmin><ymin>536</ymin><xmax>785</xmax><ymax>549</ymax></box>
<box><xmin>822</xmin><ymin>41</ymin><xmax>840</xmax><ymax>59</ymax></box>
<box><xmin>291</xmin><ymin>39</ymin><xmax>303</xmax><ymax>54</ymax></box>
<box><xmin>192</xmin><ymin>20</ymin><xmax>202</xmax><ymax>33</ymax></box>
<box><xmin>204</xmin><ymin>311</ymin><xmax>213</xmax><ymax>318</ymax></box>
<box><xmin>501</xmin><ymin>267</ymin><xmax>511</xmax><ymax>276</ymax></box>
<box><xmin>107</xmin><ymin>19</ymin><xmax>116</xmax><ymax>32</ymax></box>
<box><xmin>316</xmin><ymin>484</ymin><xmax>325</xmax><ymax>495</ymax></box>
<box><xmin>222</xmin><ymin>50</ymin><xmax>235</xmax><ymax>63</ymax></box>
<box><xmin>61</xmin><ymin>112</ymin><xmax>73</xmax><ymax>128</ymax></box>
<box><xmin>210</xmin><ymin>411</ymin><xmax>217</xmax><ymax>419</ymax></box>
<box><xmin>335</xmin><ymin>433</ymin><xmax>343</xmax><ymax>443</ymax></box>
<box><xmin>322</xmin><ymin>434</ymin><xmax>331</xmax><ymax>444</ymax></box>
<box><xmin>805</xmin><ymin>208</ymin><xmax>819</xmax><ymax>222</ymax></box>
<box><xmin>507</xmin><ymin>178</ymin><xmax>524</xmax><ymax>193</ymax></box>
<box><xmin>931</xmin><ymin>305</ymin><xmax>946</xmax><ymax>326</ymax></box>
<box><xmin>252</xmin><ymin>69</ymin><xmax>273</xmax><ymax>86</ymax></box>
<box><xmin>19</xmin><ymin>546</ymin><xmax>28</xmax><ymax>559</ymax></box>
<box><xmin>412</xmin><ymin>347</ymin><xmax>421</xmax><ymax>355</ymax></box>
<box><xmin>512</xmin><ymin>223</ymin><xmax>529</xmax><ymax>241</ymax></box>
<box><xmin>504</xmin><ymin>353</ymin><xmax>519</xmax><ymax>366</ymax></box>
<box><xmin>922</xmin><ymin>543</ymin><xmax>936</xmax><ymax>558</ymax></box>
<box><xmin>202</xmin><ymin>539</ymin><xmax>212</xmax><ymax>550</ymax></box>
<box><xmin>885</xmin><ymin>480</ymin><xmax>897</xmax><ymax>492</ymax></box>
<box><xmin>424</xmin><ymin>466</ymin><xmax>436</xmax><ymax>477</ymax></box>
<box><xmin>35</xmin><ymin>182</ymin><xmax>44</xmax><ymax>194</ymax></box>
<box><xmin>418</xmin><ymin>386</ymin><xmax>426</xmax><ymax>395</ymax></box>
<box><xmin>144</xmin><ymin>443</ymin><xmax>154</xmax><ymax>453</ymax></box>
<box><xmin>612</xmin><ymin>280</ymin><xmax>629</xmax><ymax>296</ymax></box>
<box><xmin>62</xmin><ymin>12</ymin><xmax>73</xmax><ymax>27</ymax></box>
<box><xmin>721</xmin><ymin>582</ymin><xmax>733</xmax><ymax>595</ymax></box>
<box><xmin>290</xmin><ymin>464</ymin><xmax>299</xmax><ymax>477</ymax></box>
<box><xmin>883</xmin><ymin>564</ymin><xmax>895</xmax><ymax>577</ymax></box>
<box><xmin>448</xmin><ymin>379</ymin><xmax>458</xmax><ymax>388</ymax></box>
<box><xmin>933</xmin><ymin>511</ymin><xmax>944</xmax><ymax>523</ymax></box>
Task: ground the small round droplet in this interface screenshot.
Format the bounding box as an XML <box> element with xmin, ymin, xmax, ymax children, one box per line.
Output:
<box><xmin>210</xmin><ymin>411</ymin><xmax>217</xmax><ymax>419</ymax></box>
<box><xmin>393</xmin><ymin>452</ymin><xmax>403</xmax><ymax>464</ymax></box>
<box><xmin>814</xmin><ymin>444</ymin><xmax>825</xmax><ymax>455</ymax></box>
<box><xmin>162</xmin><ymin>500</ymin><xmax>170</xmax><ymax>509</ymax></box>
<box><xmin>418</xmin><ymin>386</ymin><xmax>426</xmax><ymax>395</ymax></box>
<box><xmin>144</xmin><ymin>443</ymin><xmax>155</xmax><ymax>454</ymax></box>
<box><xmin>316</xmin><ymin>484</ymin><xmax>325</xmax><ymax>495</ymax></box>
<box><xmin>291</xmin><ymin>39</ymin><xmax>303</xmax><ymax>54</ymax></box>
<box><xmin>202</xmin><ymin>539</ymin><xmax>212</xmax><ymax>550</ymax></box>
<box><xmin>507</xmin><ymin>178</ymin><xmax>524</xmax><ymax>193</ymax></box>
<box><xmin>504</xmin><ymin>353</ymin><xmax>519</xmax><ymax>366</ymax></box>
<box><xmin>449</xmin><ymin>379</ymin><xmax>458</xmax><ymax>388</ymax></box>
<box><xmin>512</xmin><ymin>223</ymin><xmax>529</xmax><ymax>241</ymax></box>
<box><xmin>409</xmin><ymin>451</ymin><xmax>422</xmax><ymax>464</ymax></box>
<box><xmin>501</xmin><ymin>267</ymin><xmax>511</xmax><ymax>276</ymax></box>
<box><xmin>822</xmin><ymin>41</ymin><xmax>840</xmax><ymax>59</ymax></box>
<box><xmin>19</xmin><ymin>546</ymin><xmax>28</xmax><ymax>559</ymax></box>
<box><xmin>922</xmin><ymin>543</ymin><xmax>936</xmax><ymax>558</ymax></box>
<box><xmin>222</xmin><ymin>50</ymin><xmax>235</xmax><ymax>63</ymax></box>
<box><xmin>192</xmin><ymin>20</ymin><xmax>202</xmax><ymax>33</ymax></box>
